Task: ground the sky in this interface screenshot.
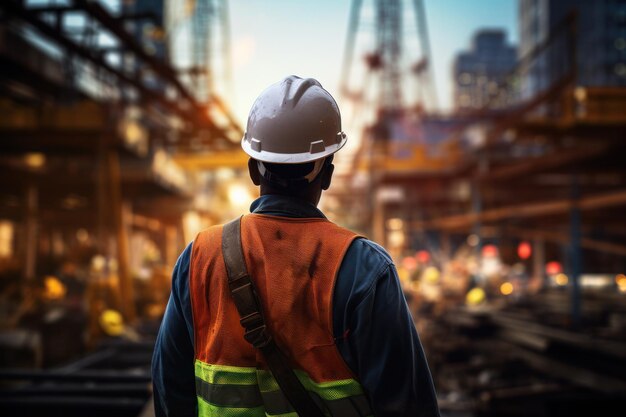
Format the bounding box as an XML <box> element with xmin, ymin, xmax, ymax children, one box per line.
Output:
<box><xmin>227</xmin><ymin>0</ymin><xmax>518</xmax><ymax>125</ymax></box>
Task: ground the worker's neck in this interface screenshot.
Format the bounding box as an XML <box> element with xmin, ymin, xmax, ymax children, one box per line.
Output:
<box><xmin>259</xmin><ymin>185</ymin><xmax>321</xmax><ymax>207</ymax></box>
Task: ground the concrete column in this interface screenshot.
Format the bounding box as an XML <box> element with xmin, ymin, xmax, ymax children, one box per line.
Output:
<box><xmin>569</xmin><ymin>175</ymin><xmax>582</xmax><ymax>326</ymax></box>
<box><xmin>441</xmin><ymin>233</ymin><xmax>451</xmax><ymax>264</ymax></box>
<box><xmin>108</xmin><ymin>148</ymin><xmax>135</xmax><ymax>322</ymax></box>
<box><xmin>165</xmin><ymin>225</ymin><xmax>178</xmax><ymax>270</ymax></box>
<box><xmin>373</xmin><ymin>199</ymin><xmax>386</xmax><ymax>247</ymax></box>
<box><xmin>533</xmin><ymin>238</ymin><xmax>545</xmax><ymax>285</ymax></box>
<box><xmin>23</xmin><ymin>184</ymin><xmax>38</xmax><ymax>281</ymax></box>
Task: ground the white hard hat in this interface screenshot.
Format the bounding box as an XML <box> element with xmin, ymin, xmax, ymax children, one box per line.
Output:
<box><xmin>241</xmin><ymin>76</ymin><xmax>347</xmax><ymax>165</ymax></box>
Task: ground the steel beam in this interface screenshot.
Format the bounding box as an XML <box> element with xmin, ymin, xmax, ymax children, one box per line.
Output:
<box><xmin>569</xmin><ymin>176</ymin><xmax>582</xmax><ymax>326</ymax></box>
<box><xmin>70</xmin><ymin>0</ymin><xmax>242</xmax><ymax>136</ymax></box>
<box><xmin>505</xmin><ymin>226</ymin><xmax>626</xmax><ymax>258</ymax></box>
<box><xmin>477</xmin><ymin>144</ymin><xmax>610</xmax><ymax>183</ymax></box>
<box><xmin>172</xmin><ymin>149</ymin><xmax>249</xmax><ymax>170</ymax></box>
<box><xmin>414</xmin><ymin>189</ymin><xmax>626</xmax><ymax>231</ymax></box>
<box><xmin>27</xmin><ymin>5</ymin><xmax>81</xmax><ymax>14</ymax></box>
<box><xmin>0</xmin><ymin>370</ymin><xmax>151</xmax><ymax>383</ymax></box>
<box><xmin>0</xmin><ymin>396</ymin><xmax>146</xmax><ymax>410</ymax></box>
<box><xmin>70</xmin><ymin>0</ymin><xmax>193</xmax><ymax>104</ymax></box>
<box><xmin>1</xmin><ymin>383</ymin><xmax>149</xmax><ymax>397</ymax></box>
<box><xmin>506</xmin><ymin>343</ymin><xmax>626</xmax><ymax>395</ymax></box>
<box><xmin>0</xmin><ymin>0</ymin><xmax>231</xmax><ymax>139</ymax></box>
<box><xmin>107</xmin><ymin>148</ymin><xmax>136</xmax><ymax>322</ymax></box>
<box><xmin>23</xmin><ymin>183</ymin><xmax>38</xmax><ymax>281</ymax></box>
<box><xmin>491</xmin><ymin>313</ymin><xmax>626</xmax><ymax>360</ymax></box>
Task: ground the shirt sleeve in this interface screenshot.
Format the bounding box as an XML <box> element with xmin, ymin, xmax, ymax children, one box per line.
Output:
<box><xmin>334</xmin><ymin>240</ymin><xmax>440</xmax><ymax>417</ymax></box>
<box><xmin>152</xmin><ymin>242</ymin><xmax>197</xmax><ymax>417</ymax></box>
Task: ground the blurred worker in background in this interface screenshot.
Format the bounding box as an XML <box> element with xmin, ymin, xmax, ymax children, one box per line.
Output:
<box><xmin>152</xmin><ymin>76</ymin><xmax>440</xmax><ymax>416</ymax></box>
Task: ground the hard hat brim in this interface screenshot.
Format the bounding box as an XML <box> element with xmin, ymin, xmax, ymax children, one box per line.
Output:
<box><xmin>241</xmin><ymin>134</ymin><xmax>347</xmax><ymax>164</ymax></box>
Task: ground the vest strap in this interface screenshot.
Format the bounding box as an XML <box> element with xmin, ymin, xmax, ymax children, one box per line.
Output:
<box><xmin>221</xmin><ymin>216</ymin><xmax>327</xmax><ymax>417</ymax></box>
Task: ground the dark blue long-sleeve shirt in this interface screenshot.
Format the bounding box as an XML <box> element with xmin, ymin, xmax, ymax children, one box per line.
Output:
<box><xmin>152</xmin><ymin>194</ymin><xmax>439</xmax><ymax>417</ymax></box>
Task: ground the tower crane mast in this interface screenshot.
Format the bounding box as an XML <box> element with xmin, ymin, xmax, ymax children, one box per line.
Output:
<box><xmin>334</xmin><ymin>0</ymin><xmax>440</xmax><ymax>238</ymax></box>
<box><xmin>340</xmin><ymin>0</ymin><xmax>438</xmax><ymax>116</ymax></box>
<box><xmin>377</xmin><ymin>0</ymin><xmax>404</xmax><ymax>112</ymax></box>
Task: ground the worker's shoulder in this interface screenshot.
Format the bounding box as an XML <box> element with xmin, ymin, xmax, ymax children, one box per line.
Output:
<box><xmin>334</xmin><ymin>238</ymin><xmax>396</xmax><ymax>310</ymax></box>
<box><xmin>170</xmin><ymin>240</ymin><xmax>193</xmax><ymax>293</ymax></box>
<box><xmin>351</xmin><ymin>237</ymin><xmax>393</xmax><ymax>263</ymax></box>
<box><xmin>338</xmin><ymin>237</ymin><xmax>393</xmax><ymax>290</ymax></box>
<box><xmin>191</xmin><ymin>224</ymin><xmax>224</xmax><ymax>249</ymax></box>
<box><xmin>195</xmin><ymin>223</ymin><xmax>223</xmax><ymax>238</ymax></box>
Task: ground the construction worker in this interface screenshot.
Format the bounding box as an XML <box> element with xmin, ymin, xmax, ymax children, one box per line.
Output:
<box><xmin>152</xmin><ymin>76</ymin><xmax>440</xmax><ymax>417</ymax></box>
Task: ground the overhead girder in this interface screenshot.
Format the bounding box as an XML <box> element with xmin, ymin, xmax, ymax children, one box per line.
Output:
<box><xmin>0</xmin><ymin>0</ymin><xmax>241</xmax><ymax>143</ymax></box>
<box><xmin>412</xmin><ymin>189</ymin><xmax>626</xmax><ymax>231</ymax></box>
<box><xmin>171</xmin><ymin>149</ymin><xmax>249</xmax><ymax>171</ymax></box>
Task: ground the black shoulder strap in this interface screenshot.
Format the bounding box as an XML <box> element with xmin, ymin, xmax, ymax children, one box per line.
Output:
<box><xmin>221</xmin><ymin>217</ymin><xmax>327</xmax><ymax>417</ymax></box>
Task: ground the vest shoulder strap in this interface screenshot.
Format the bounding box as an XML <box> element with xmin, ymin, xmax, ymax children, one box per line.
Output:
<box><xmin>221</xmin><ymin>216</ymin><xmax>326</xmax><ymax>417</ymax></box>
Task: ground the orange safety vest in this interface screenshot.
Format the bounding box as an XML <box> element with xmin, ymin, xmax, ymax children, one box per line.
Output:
<box><xmin>189</xmin><ymin>213</ymin><xmax>372</xmax><ymax>416</ymax></box>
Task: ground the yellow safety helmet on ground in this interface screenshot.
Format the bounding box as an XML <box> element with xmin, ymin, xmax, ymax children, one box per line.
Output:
<box><xmin>99</xmin><ymin>309</ymin><xmax>125</xmax><ymax>337</ymax></box>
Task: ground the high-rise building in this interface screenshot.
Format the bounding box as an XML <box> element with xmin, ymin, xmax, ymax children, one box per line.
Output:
<box><xmin>452</xmin><ymin>30</ymin><xmax>517</xmax><ymax>112</ymax></box>
<box><xmin>519</xmin><ymin>0</ymin><xmax>626</xmax><ymax>96</ymax></box>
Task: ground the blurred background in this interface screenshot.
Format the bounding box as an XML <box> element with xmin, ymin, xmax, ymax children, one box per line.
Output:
<box><xmin>1</xmin><ymin>0</ymin><xmax>625</xmax><ymax>416</ymax></box>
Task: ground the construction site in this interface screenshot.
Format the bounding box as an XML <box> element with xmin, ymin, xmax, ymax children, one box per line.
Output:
<box><xmin>1</xmin><ymin>0</ymin><xmax>625</xmax><ymax>416</ymax></box>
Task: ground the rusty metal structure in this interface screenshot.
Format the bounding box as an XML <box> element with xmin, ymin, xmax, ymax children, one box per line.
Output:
<box><xmin>408</xmin><ymin>11</ymin><xmax>626</xmax><ymax>318</ymax></box>
<box><xmin>0</xmin><ymin>339</ymin><xmax>154</xmax><ymax>417</ymax></box>
<box><xmin>0</xmin><ymin>1</ymin><xmax>241</xmax><ymax>414</ymax></box>
<box><xmin>393</xmin><ymin>11</ymin><xmax>626</xmax><ymax>417</ymax></box>
<box><xmin>0</xmin><ymin>0</ymin><xmax>238</xmax><ymax>309</ymax></box>
<box><xmin>336</xmin><ymin>2</ymin><xmax>626</xmax><ymax>415</ymax></box>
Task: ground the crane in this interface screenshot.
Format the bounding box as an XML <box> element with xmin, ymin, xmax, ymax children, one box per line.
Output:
<box><xmin>340</xmin><ymin>0</ymin><xmax>438</xmax><ymax>119</ymax></box>
<box><xmin>332</xmin><ymin>0</ymin><xmax>440</xmax><ymax>241</ymax></box>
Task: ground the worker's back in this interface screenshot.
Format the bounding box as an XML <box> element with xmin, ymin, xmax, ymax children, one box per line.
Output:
<box><xmin>189</xmin><ymin>213</ymin><xmax>371</xmax><ymax>416</ymax></box>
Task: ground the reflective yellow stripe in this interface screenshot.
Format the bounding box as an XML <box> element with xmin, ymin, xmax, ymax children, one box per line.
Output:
<box><xmin>194</xmin><ymin>359</ymin><xmax>371</xmax><ymax>417</ymax></box>
<box><xmin>195</xmin><ymin>360</ymin><xmax>258</xmax><ymax>385</ymax></box>
<box><xmin>265</xmin><ymin>412</ymin><xmax>298</xmax><ymax>417</ymax></box>
<box><xmin>197</xmin><ymin>395</ymin><xmax>266</xmax><ymax>417</ymax></box>
<box><xmin>195</xmin><ymin>360</ymin><xmax>365</xmax><ymax>399</ymax></box>
<box><xmin>195</xmin><ymin>377</ymin><xmax>263</xmax><ymax>408</ymax></box>
<box><xmin>257</xmin><ymin>369</ymin><xmax>365</xmax><ymax>400</ymax></box>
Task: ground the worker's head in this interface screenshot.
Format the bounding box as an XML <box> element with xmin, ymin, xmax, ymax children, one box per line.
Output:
<box><xmin>241</xmin><ymin>76</ymin><xmax>346</xmax><ymax>205</ymax></box>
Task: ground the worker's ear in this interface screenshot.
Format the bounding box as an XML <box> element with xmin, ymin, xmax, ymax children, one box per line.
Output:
<box><xmin>321</xmin><ymin>162</ymin><xmax>334</xmax><ymax>190</ymax></box>
<box><xmin>248</xmin><ymin>158</ymin><xmax>261</xmax><ymax>186</ymax></box>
